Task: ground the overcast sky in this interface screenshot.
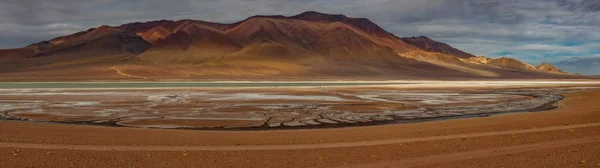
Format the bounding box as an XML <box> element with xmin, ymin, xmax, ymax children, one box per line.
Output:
<box><xmin>1</xmin><ymin>0</ymin><xmax>600</xmax><ymax>67</ymax></box>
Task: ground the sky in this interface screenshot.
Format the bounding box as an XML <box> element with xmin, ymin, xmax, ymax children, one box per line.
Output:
<box><xmin>1</xmin><ymin>0</ymin><xmax>600</xmax><ymax>73</ymax></box>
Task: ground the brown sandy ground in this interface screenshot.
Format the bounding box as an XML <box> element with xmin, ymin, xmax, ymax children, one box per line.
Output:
<box><xmin>1</xmin><ymin>90</ymin><xmax>600</xmax><ymax>167</ymax></box>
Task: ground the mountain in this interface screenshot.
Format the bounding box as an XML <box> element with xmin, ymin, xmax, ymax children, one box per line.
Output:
<box><xmin>464</xmin><ymin>56</ymin><xmax>535</xmax><ymax>71</ymax></box>
<box><xmin>400</xmin><ymin>36</ymin><xmax>475</xmax><ymax>59</ymax></box>
<box><xmin>536</xmin><ymin>63</ymin><xmax>566</xmax><ymax>74</ymax></box>
<box><xmin>553</xmin><ymin>57</ymin><xmax>600</xmax><ymax>75</ymax></box>
<box><xmin>0</xmin><ymin>11</ymin><xmax>574</xmax><ymax>81</ymax></box>
<box><xmin>463</xmin><ymin>56</ymin><xmax>569</xmax><ymax>74</ymax></box>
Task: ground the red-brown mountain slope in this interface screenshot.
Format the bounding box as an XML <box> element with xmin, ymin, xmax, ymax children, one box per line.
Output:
<box><xmin>400</xmin><ymin>36</ymin><xmax>475</xmax><ymax>59</ymax></box>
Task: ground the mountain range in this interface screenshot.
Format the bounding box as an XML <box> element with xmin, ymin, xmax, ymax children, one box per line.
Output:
<box><xmin>0</xmin><ymin>11</ymin><xmax>577</xmax><ymax>81</ymax></box>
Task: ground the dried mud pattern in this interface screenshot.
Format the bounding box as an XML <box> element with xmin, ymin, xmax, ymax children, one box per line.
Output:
<box><xmin>0</xmin><ymin>87</ymin><xmax>584</xmax><ymax>130</ymax></box>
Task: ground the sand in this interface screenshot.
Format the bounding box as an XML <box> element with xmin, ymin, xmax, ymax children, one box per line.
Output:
<box><xmin>1</xmin><ymin>83</ymin><xmax>600</xmax><ymax>167</ymax></box>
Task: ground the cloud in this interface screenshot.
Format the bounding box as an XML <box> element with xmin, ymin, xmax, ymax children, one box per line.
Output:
<box><xmin>0</xmin><ymin>0</ymin><xmax>599</xmax><ymax>74</ymax></box>
<box><xmin>554</xmin><ymin>56</ymin><xmax>600</xmax><ymax>75</ymax></box>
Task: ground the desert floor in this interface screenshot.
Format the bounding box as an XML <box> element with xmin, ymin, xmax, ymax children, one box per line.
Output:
<box><xmin>1</xmin><ymin>81</ymin><xmax>600</xmax><ymax>167</ymax></box>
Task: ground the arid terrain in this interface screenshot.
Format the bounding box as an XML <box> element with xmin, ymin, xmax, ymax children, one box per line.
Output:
<box><xmin>2</xmin><ymin>1</ymin><xmax>600</xmax><ymax>167</ymax></box>
<box><xmin>1</xmin><ymin>81</ymin><xmax>600</xmax><ymax>167</ymax></box>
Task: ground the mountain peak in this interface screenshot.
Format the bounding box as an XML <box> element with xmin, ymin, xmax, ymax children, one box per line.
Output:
<box><xmin>536</xmin><ymin>62</ymin><xmax>566</xmax><ymax>74</ymax></box>
<box><xmin>247</xmin><ymin>15</ymin><xmax>287</xmax><ymax>20</ymax></box>
<box><xmin>538</xmin><ymin>62</ymin><xmax>552</xmax><ymax>66</ymax></box>
<box><xmin>297</xmin><ymin>11</ymin><xmax>330</xmax><ymax>15</ymax></box>
<box><xmin>290</xmin><ymin>11</ymin><xmax>393</xmax><ymax>38</ymax></box>
<box><xmin>295</xmin><ymin>11</ymin><xmax>347</xmax><ymax>17</ymax></box>
<box><xmin>291</xmin><ymin>11</ymin><xmax>349</xmax><ymax>22</ymax></box>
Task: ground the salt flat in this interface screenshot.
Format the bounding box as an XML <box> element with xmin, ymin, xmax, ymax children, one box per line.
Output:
<box><xmin>1</xmin><ymin>81</ymin><xmax>598</xmax><ymax>129</ymax></box>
